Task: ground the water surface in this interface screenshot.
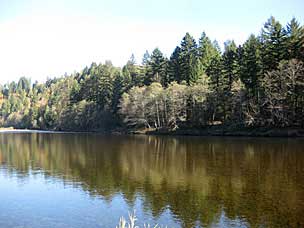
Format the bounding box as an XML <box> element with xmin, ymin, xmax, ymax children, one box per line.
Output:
<box><xmin>0</xmin><ymin>132</ymin><xmax>303</xmax><ymax>227</ymax></box>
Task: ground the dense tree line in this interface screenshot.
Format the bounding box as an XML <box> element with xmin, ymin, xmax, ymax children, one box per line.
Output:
<box><xmin>0</xmin><ymin>16</ymin><xmax>303</xmax><ymax>131</ymax></box>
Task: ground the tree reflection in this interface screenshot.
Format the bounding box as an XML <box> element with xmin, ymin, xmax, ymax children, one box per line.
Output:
<box><xmin>0</xmin><ymin>133</ymin><xmax>303</xmax><ymax>227</ymax></box>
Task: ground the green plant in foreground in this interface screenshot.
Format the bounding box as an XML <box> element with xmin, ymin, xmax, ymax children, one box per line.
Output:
<box><xmin>116</xmin><ymin>211</ymin><xmax>167</xmax><ymax>228</ymax></box>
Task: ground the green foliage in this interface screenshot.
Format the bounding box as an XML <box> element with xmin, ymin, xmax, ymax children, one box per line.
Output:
<box><xmin>0</xmin><ymin>16</ymin><xmax>303</xmax><ymax>131</ymax></box>
<box><xmin>198</xmin><ymin>32</ymin><xmax>221</xmax><ymax>73</ymax></box>
<box><xmin>261</xmin><ymin>16</ymin><xmax>287</xmax><ymax>72</ymax></box>
<box><xmin>240</xmin><ymin>35</ymin><xmax>262</xmax><ymax>96</ymax></box>
<box><xmin>125</xmin><ymin>55</ymin><xmax>142</xmax><ymax>87</ymax></box>
<box><xmin>167</xmin><ymin>46</ymin><xmax>182</xmax><ymax>83</ymax></box>
<box><xmin>144</xmin><ymin>48</ymin><xmax>168</xmax><ymax>86</ymax></box>
<box><xmin>222</xmin><ymin>40</ymin><xmax>239</xmax><ymax>89</ymax></box>
<box><xmin>285</xmin><ymin>18</ymin><xmax>304</xmax><ymax>61</ymax></box>
<box><xmin>179</xmin><ymin>33</ymin><xmax>200</xmax><ymax>85</ymax></box>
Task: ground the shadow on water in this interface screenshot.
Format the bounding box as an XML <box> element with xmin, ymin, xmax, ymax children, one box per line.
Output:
<box><xmin>0</xmin><ymin>133</ymin><xmax>303</xmax><ymax>227</ymax></box>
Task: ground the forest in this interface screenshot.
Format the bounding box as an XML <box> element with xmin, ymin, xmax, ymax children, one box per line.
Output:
<box><xmin>0</xmin><ymin>16</ymin><xmax>303</xmax><ymax>132</ymax></box>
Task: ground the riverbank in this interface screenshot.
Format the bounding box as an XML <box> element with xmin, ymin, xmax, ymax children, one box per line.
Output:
<box><xmin>0</xmin><ymin>128</ymin><xmax>87</xmax><ymax>134</ymax></box>
<box><xmin>144</xmin><ymin>126</ymin><xmax>304</xmax><ymax>137</ymax></box>
<box><xmin>1</xmin><ymin>126</ymin><xmax>304</xmax><ymax>137</ymax></box>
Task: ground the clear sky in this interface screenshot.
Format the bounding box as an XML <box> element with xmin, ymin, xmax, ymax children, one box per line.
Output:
<box><xmin>0</xmin><ymin>0</ymin><xmax>303</xmax><ymax>84</ymax></box>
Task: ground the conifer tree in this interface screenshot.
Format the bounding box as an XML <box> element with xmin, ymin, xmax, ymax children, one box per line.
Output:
<box><xmin>180</xmin><ymin>33</ymin><xmax>200</xmax><ymax>85</ymax></box>
<box><xmin>145</xmin><ymin>48</ymin><xmax>168</xmax><ymax>86</ymax></box>
<box><xmin>125</xmin><ymin>54</ymin><xmax>142</xmax><ymax>86</ymax></box>
<box><xmin>167</xmin><ymin>46</ymin><xmax>182</xmax><ymax>83</ymax></box>
<box><xmin>240</xmin><ymin>34</ymin><xmax>263</xmax><ymax>99</ymax></box>
<box><xmin>285</xmin><ymin>18</ymin><xmax>304</xmax><ymax>61</ymax></box>
<box><xmin>112</xmin><ymin>72</ymin><xmax>127</xmax><ymax>113</ymax></box>
<box><xmin>198</xmin><ymin>32</ymin><xmax>221</xmax><ymax>73</ymax></box>
<box><xmin>222</xmin><ymin>40</ymin><xmax>239</xmax><ymax>90</ymax></box>
<box><xmin>261</xmin><ymin>16</ymin><xmax>287</xmax><ymax>72</ymax></box>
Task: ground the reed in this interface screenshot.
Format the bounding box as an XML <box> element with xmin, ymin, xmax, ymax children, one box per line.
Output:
<box><xmin>116</xmin><ymin>211</ymin><xmax>167</xmax><ymax>228</ymax></box>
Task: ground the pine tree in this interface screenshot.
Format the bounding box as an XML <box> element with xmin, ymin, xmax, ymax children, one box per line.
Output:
<box><xmin>167</xmin><ymin>46</ymin><xmax>182</xmax><ymax>83</ymax></box>
<box><xmin>180</xmin><ymin>33</ymin><xmax>200</xmax><ymax>85</ymax></box>
<box><xmin>142</xmin><ymin>50</ymin><xmax>150</xmax><ymax>65</ymax></box>
<box><xmin>261</xmin><ymin>16</ymin><xmax>287</xmax><ymax>72</ymax></box>
<box><xmin>198</xmin><ymin>32</ymin><xmax>221</xmax><ymax>73</ymax></box>
<box><xmin>285</xmin><ymin>18</ymin><xmax>304</xmax><ymax>61</ymax></box>
<box><xmin>96</xmin><ymin>63</ymin><xmax>114</xmax><ymax>111</ymax></box>
<box><xmin>222</xmin><ymin>40</ymin><xmax>239</xmax><ymax>90</ymax></box>
<box><xmin>112</xmin><ymin>72</ymin><xmax>127</xmax><ymax>113</ymax></box>
<box><xmin>240</xmin><ymin>34</ymin><xmax>263</xmax><ymax>98</ymax></box>
<box><xmin>205</xmin><ymin>51</ymin><xmax>223</xmax><ymax>124</ymax></box>
<box><xmin>139</xmin><ymin>50</ymin><xmax>149</xmax><ymax>86</ymax></box>
<box><xmin>122</xmin><ymin>65</ymin><xmax>132</xmax><ymax>87</ymax></box>
<box><xmin>145</xmin><ymin>48</ymin><xmax>168</xmax><ymax>86</ymax></box>
<box><xmin>211</xmin><ymin>41</ymin><xmax>240</xmax><ymax>123</ymax></box>
<box><xmin>125</xmin><ymin>54</ymin><xmax>142</xmax><ymax>86</ymax></box>
<box><xmin>17</xmin><ymin>77</ymin><xmax>31</xmax><ymax>94</ymax></box>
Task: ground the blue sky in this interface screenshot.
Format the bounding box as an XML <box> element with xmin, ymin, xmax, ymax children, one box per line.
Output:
<box><xmin>0</xmin><ymin>0</ymin><xmax>303</xmax><ymax>83</ymax></box>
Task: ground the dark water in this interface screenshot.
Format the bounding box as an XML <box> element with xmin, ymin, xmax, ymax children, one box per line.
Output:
<box><xmin>0</xmin><ymin>132</ymin><xmax>303</xmax><ymax>228</ymax></box>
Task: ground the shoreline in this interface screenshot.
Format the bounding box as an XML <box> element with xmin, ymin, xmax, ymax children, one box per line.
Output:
<box><xmin>0</xmin><ymin>127</ymin><xmax>304</xmax><ymax>137</ymax></box>
<box><xmin>0</xmin><ymin>128</ymin><xmax>84</xmax><ymax>134</ymax></box>
<box><xmin>145</xmin><ymin>127</ymin><xmax>304</xmax><ymax>137</ymax></box>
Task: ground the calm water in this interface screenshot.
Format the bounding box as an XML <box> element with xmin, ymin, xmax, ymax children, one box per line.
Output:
<box><xmin>0</xmin><ymin>132</ymin><xmax>303</xmax><ymax>228</ymax></box>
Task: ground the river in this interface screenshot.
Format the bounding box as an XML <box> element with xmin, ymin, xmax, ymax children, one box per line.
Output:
<box><xmin>0</xmin><ymin>132</ymin><xmax>303</xmax><ymax>227</ymax></box>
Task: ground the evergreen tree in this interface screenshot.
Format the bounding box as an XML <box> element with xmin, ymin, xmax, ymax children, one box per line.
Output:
<box><xmin>222</xmin><ymin>40</ymin><xmax>239</xmax><ymax>90</ymax></box>
<box><xmin>112</xmin><ymin>72</ymin><xmax>127</xmax><ymax>113</ymax></box>
<box><xmin>198</xmin><ymin>32</ymin><xmax>221</xmax><ymax>73</ymax></box>
<box><xmin>240</xmin><ymin>34</ymin><xmax>263</xmax><ymax>98</ymax></box>
<box><xmin>261</xmin><ymin>16</ymin><xmax>287</xmax><ymax>72</ymax></box>
<box><xmin>180</xmin><ymin>33</ymin><xmax>200</xmax><ymax>85</ymax></box>
<box><xmin>167</xmin><ymin>46</ymin><xmax>182</xmax><ymax>83</ymax></box>
<box><xmin>122</xmin><ymin>65</ymin><xmax>132</xmax><ymax>88</ymax></box>
<box><xmin>140</xmin><ymin>50</ymin><xmax>151</xmax><ymax>86</ymax></box>
<box><xmin>17</xmin><ymin>77</ymin><xmax>31</xmax><ymax>94</ymax></box>
<box><xmin>145</xmin><ymin>48</ymin><xmax>168</xmax><ymax>86</ymax></box>
<box><xmin>125</xmin><ymin>54</ymin><xmax>142</xmax><ymax>86</ymax></box>
<box><xmin>285</xmin><ymin>18</ymin><xmax>304</xmax><ymax>61</ymax></box>
<box><xmin>142</xmin><ymin>50</ymin><xmax>151</xmax><ymax>65</ymax></box>
<box><xmin>95</xmin><ymin>63</ymin><xmax>114</xmax><ymax>111</ymax></box>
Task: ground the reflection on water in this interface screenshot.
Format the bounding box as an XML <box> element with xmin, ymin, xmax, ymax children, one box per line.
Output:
<box><xmin>0</xmin><ymin>133</ymin><xmax>303</xmax><ymax>227</ymax></box>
